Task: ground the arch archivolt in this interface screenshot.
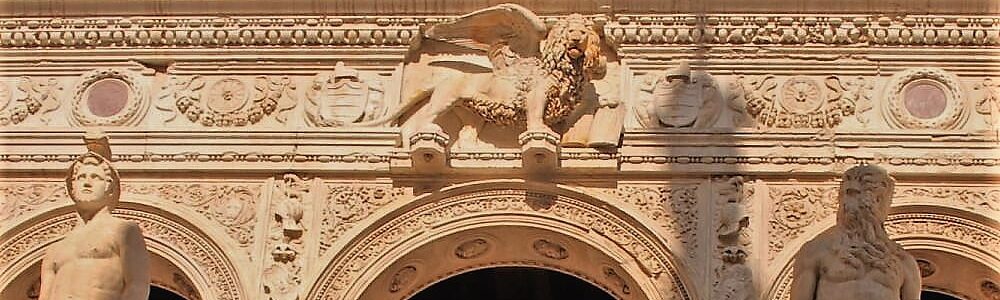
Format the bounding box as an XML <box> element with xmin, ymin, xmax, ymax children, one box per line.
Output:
<box><xmin>305</xmin><ymin>181</ymin><xmax>697</xmax><ymax>300</ymax></box>
<box><xmin>0</xmin><ymin>198</ymin><xmax>250</xmax><ymax>300</ymax></box>
<box><xmin>764</xmin><ymin>208</ymin><xmax>1000</xmax><ymax>300</ymax></box>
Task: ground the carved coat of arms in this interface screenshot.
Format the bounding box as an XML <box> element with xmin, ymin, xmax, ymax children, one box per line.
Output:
<box><xmin>636</xmin><ymin>62</ymin><xmax>723</xmax><ymax>128</ymax></box>
<box><xmin>306</xmin><ymin>62</ymin><xmax>386</xmax><ymax>127</ymax></box>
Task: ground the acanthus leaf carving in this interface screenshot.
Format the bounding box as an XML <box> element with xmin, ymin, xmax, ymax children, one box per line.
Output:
<box><xmin>0</xmin><ymin>182</ymin><xmax>68</xmax><ymax>223</ymax></box>
<box><xmin>613</xmin><ymin>184</ymin><xmax>699</xmax><ymax>261</ymax></box>
<box><xmin>319</xmin><ymin>183</ymin><xmax>406</xmax><ymax>256</ymax></box>
<box><xmin>768</xmin><ymin>185</ymin><xmax>838</xmax><ymax>261</ymax></box>
<box><xmin>123</xmin><ymin>183</ymin><xmax>260</xmax><ymax>249</ymax></box>
<box><xmin>160</xmin><ymin>75</ymin><xmax>296</xmax><ymax>127</ymax></box>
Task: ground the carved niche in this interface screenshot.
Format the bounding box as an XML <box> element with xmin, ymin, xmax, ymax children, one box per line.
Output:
<box><xmin>882</xmin><ymin>68</ymin><xmax>968</xmax><ymax>129</ymax></box>
<box><xmin>0</xmin><ymin>77</ymin><xmax>60</xmax><ymax>126</ymax></box>
<box><xmin>159</xmin><ymin>75</ymin><xmax>296</xmax><ymax>126</ymax></box>
<box><xmin>71</xmin><ymin>68</ymin><xmax>149</xmax><ymax>126</ymax></box>
<box><xmin>634</xmin><ymin>63</ymin><xmax>723</xmax><ymax>128</ymax></box>
<box><xmin>263</xmin><ymin>174</ymin><xmax>312</xmax><ymax>300</ymax></box>
<box><xmin>730</xmin><ymin>75</ymin><xmax>872</xmax><ymax>128</ymax></box>
<box><xmin>305</xmin><ymin>62</ymin><xmax>388</xmax><ymax>127</ymax></box>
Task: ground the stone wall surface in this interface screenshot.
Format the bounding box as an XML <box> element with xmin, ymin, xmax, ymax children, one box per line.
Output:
<box><xmin>0</xmin><ymin>1</ymin><xmax>998</xmax><ymax>300</ymax></box>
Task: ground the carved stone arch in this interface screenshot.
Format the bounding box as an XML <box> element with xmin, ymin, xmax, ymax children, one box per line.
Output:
<box><xmin>0</xmin><ymin>201</ymin><xmax>248</xmax><ymax>300</ymax></box>
<box><xmin>764</xmin><ymin>206</ymin><xmax>1000</xmax><ymax>300</ymax></box>
<box><xmin>305</xmin><ymin>180</ymin><xmax>697</xmax><ymax>300</ymax></box>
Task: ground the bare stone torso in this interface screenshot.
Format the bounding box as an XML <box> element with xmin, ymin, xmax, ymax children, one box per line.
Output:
<box><xmin>46</xmin><ymin>216</ymin><xmax>130</xmax><ymax>300</ymax></box>
<box><xmin>806</xmin><ymin>233</ymin><xmax>907</xmax><ymax>300</ymax></box>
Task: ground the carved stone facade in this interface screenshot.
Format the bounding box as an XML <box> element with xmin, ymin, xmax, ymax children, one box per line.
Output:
<box><xmin>1</xmin><ymin>1</ymin><xmax>998</xmax><ymax>300</ymax></box>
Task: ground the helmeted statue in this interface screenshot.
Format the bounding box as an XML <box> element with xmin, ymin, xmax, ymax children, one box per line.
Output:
<box><xmin>790</xmin><ymin>165</ymin><xmax>920</xmax><ymax>300</ymax></box>
<box><xmin>39</xmin><ymin>130</ymin><xmax>150</xmax><ymax>300</ymax></box>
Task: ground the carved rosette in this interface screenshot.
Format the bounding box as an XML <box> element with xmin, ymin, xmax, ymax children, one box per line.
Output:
<box><xmin>0</xmin><ymin>77</ymin><xmax>60</xmax><ymax>126</ymax></box>
<box><xmin>305</xmin><ymin>62</ymin><xmax>387</xmax><ymax>127</ymax></box>
<box><xmin>730</xmin><ymin>75</ymin><xmax>871</xmax><ymax>128</ymax></box>
<box><xmin>882</xmin><ymin>68</ymin><xmax>968</xmax><ymax>129</ymax></box>
<box><xmin>71</xmin><ymin>68</ymin><xmax>149</xmax><ymax>126</ymax></box>
<box><xmin>161</xmin><ymin>75</ymin><xmax>296</xmax><ymax>126</ymax></box>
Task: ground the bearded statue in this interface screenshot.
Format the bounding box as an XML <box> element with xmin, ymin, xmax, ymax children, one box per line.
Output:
<box><xmin>790</xmin><ymin>165</ymin><xmax>921</xmax><ymax>300</ymax></box>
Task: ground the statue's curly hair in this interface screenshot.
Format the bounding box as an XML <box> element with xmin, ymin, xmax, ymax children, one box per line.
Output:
<box><xmin>65</xmin><ymin>152</ymin><xmax>121</xmax><ymax>206</ymax></box>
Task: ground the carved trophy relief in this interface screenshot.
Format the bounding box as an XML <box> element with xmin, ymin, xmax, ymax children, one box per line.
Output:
<box><xmin>0</xmin><ymin>77</ymin><xmax>60</xmax><ymax>126</ymax></box>
<box><xmin>157</xmin><ymin>75</ymin><xmax>296</xmax><ymax>127</ymax></box>
<box><xmin>633</xmin><ymin>62</ymin><xmax>724</xmax><ymax>129</ymax></box>
<box><xmin>264</xmin><ymin>174</ymin><xmax>312</xmax><ymax>300</ymax></box>
<box><xmin>712</xmin><ymin>176</ymin><xmax>754</xmax><ymax>300</ymax></box>
<box><xmin>882</xmin><ymin>68</ymin><xmax>968</xmax><ymax>130</ymax></box>
<box><xmin>71</xmin><ymin>68</ymin><xmax>150</xmax><ymax>127</ymax></box>
<box><xmin>729</xmin><ymin>74</ymin><xmax>872</xmax><ymax>128</ymax></box>
<box><xmin>305</xmin><ymin>62</ymin><xmax>388</xmax><ymax>127</ymax></box>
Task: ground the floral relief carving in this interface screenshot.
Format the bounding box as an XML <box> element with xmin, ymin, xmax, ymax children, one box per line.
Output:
<box><xmin>313</xmin><ymin>189</ymin><xmax>692</xmax><ymax>300</ymax></box>
<box><xmin>894</xmin><ymin>186</ymin><xmax>1000</xmax><ymax>215</ymax></box>
<box><xmin>613</xmin><ymin>184</ymin><xmax>699</xmax><ymax>260</ymax></box>
<box><xmin>975</xmin><ymin>78</ymin><xmax>1000</xmax><ymax>128</ymax></box>
<box><xmin>885</xmin><ymin>213</ymin><xmax>1000</xmax><ymax>255</ymax></box>
<box><xmin>768</xmin><ymin>185</ymin><xmax>838</xmax><ymax>261</ymax></box>
<box><xmin>0</xmin><ymin>214</ymin><xmax>77</xmax><ymax>268</ymax></box>
<box><xmin>0</xmin><ymin>77</ymin><xmax>60</xmax><ymax>126</ymax></box>
<box><xmin>123</xmin><ymin>183</ymin><xmax>260</xmax><ymax>248</ymax></box>
<box><xmin>730</xmin><ymin>75</ymin><xmax>871</xmax><ymax>128</ymax></box>
<box><xmin>0</xmin><ymin>182</ymin><xmax>68</xmax><ymax>223</ymax></box>
<box><xmin>159</xmin><ymin>75</ymin><xmax>296</xmax><ymax>126</ymax></box>
<box><xmin>319</xmin><ymin>183</ymin><xmax>406</xmax><ymax>256</ymax></box>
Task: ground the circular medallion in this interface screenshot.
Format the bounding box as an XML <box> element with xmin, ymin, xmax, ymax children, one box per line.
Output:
<box><xmin>0</xmin><ymin>82</ymin><xmax>11</xmax><ymax>111</ymax></box>
<box><xmin>903</xmin><ymin>81</ymin><xmax>947</xmax><ymax>119</ymax></box>
<box><xmin>780</xmin><ymin>77</ymin><xmax>823</xmax><ymax>114</ymax></box>
<box><xmin>85</xmin><ymin>79</ymin><xmax>130</xmax><ymax>117</ymax></box>
<box><xmin>207</xmin><ymin>79</ymin><xmax>248</xmax><ymax>114</ymax></box>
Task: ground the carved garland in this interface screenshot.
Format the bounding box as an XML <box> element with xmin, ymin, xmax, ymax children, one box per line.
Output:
<box><xmin>162</xmin><ymin>75</ymin><xmax>296</xmax><ymax>127</ymax></box>
<box><xmin>882</xmin><ymin>68</ymin><xmax>968</xmax><ymax>129</ymax></box>
<box><xmin>0</xmin><ymin>77</ymin><xmax>60</xmax><ymax>126</ymax></box>
<box><xmin>310</xmin><ymin>189</ymin><xmax>692</xmax><ymax>300</ymax></box>
<box><xmin>730</xmin><ymin>75</ymin><xmax>871</xmax><ymax>128</ymax></box>
<box><xmin>71</xmin><ymin>68</ymin><xmax>148</xmax><ymax>126</ymax></box>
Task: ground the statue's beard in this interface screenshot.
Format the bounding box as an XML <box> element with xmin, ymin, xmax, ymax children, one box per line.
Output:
<box><xmin>838</xmin><ymin>194</ymin><xmax>899</xmax><ymax>271</ymax></box>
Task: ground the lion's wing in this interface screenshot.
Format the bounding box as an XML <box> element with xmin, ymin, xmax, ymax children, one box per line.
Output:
<box><xmin>423</xmin><ymin>3</ymin><xmax>546</xmax><ymax>57</ymax></box>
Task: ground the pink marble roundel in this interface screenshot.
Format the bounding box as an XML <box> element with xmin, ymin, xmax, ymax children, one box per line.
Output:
<box><xmin>903</xmin><ymin>82</ymin><xmax>947</xmax><ymax>119</ymax></box>
<box><xmin>86</xmin><ymin>79</ymin><xmax>130</xmax><ymax>117</ymax></box>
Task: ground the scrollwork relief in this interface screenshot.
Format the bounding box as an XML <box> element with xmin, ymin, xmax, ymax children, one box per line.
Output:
<box><xmin>894</xmin><ymin>186</ymin><xmax>1000</xmax><ymax>215</ymax></box>
<box><xmin>729</xmin><ymin>75</ymin><xmax>871</xmax><ymax>128</ymax></box>
<box><xmin>613</xmin><ymin>184</ymin><xmax>699</xmax><ymax>260</ymax></box>
<box><xmin>123</xmin><ymin>183</ymin><xmax>260</xmax><ymax>248</ymax></box>
<box><xmin>768</xmin><ymin>185</ymin><xmax>838</xmax><ymax>261</ymax></box>
<box><xmin>712</xmin><ymin>176</ymin><xmax>754</xmax><ymax>300</ymax></box>
<box><xmin>319</xmin><ymin>183</ymin><xmax>406</xmax><ymax>256</ymax></box>
<box><xmin>0</xmin><ymin>77</ymin><xmax>60</xmax><ymax>126</ymax></box>
<box><xmin>0</xmin><ymin>182</ymin><xmax>67</xmax><ymax>223</ymax></box>
<box><xmin>158</xmin><ymin>75</ymin><xmax>296</xmax><ymax>126</ymax></box>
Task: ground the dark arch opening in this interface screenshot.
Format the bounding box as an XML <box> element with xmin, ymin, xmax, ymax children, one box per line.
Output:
<box><xmin>410</xmin><ymin>267</ymin><xmax>615</xmax><ymax>300</ymax></box>
<box><xmin>149</xmin><ymin>286</ymin><xmax>188</xmax><ymax>300</ymax></box>
<box><xmin>921</xmin><ymin>290</ymin><xmax>962</xmax><ymax>300</ymax></box>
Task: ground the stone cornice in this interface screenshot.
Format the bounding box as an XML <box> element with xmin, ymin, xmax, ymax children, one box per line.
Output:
<box><xmin>1</xmin><ymin>0</ymin><xmax>997</xmax><ymax>17</ymax></box>
<box><xmin>0</xmin><ymin>14</ymin><xmax>995</xmax><ymax>51</ymax></box>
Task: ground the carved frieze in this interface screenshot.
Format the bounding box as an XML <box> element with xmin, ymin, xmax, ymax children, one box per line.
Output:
<box><xmin>159</xmin><ymin>75</ymin><xmax>296</xmax><ymax>126</ymax></box>
<box><xmin>613</xmin><ymin>184</ymin><xmax>699</xmax><ymax>260</ymax></box>
<box><xmin>634</xmin><ymin>64</ymin><xmax>723</xmax><ymax>128</ymax></box>
<box><xmin>894</xmin><ymin>186</ymin><xmax>1000</xmax><ymax>215</ymax></box>
<box><xmin>974</xmin><ymin>78</ymin><xmax>1000</xmax><ymax>128</ymax></box>
<box><xmin>305</xmin><ymin>62</ymin><xmax>388</xmax><ymax>127</ymax></box>
<box><xmin>123</xmin><ymin>183</ymin><xmax>260</xmax><ymax>248</ymax></box>
<box><xmin>0</xmin><ymin>77</ymin><xmax>60</xmax><ymax>126</ymax></box>
<box><xmin>730</xmin><ymin>75</ymin><xmax>871</xmax><ymax>128</ymax></box>
<box><xmin>71</xmin><ymin>68</ymin><xmax>149</xmax><ymax>126</ymax></box>
<box><xmin>882</xmin><ymin>68</ymin><xmax>968</xmax><ymax>129</ymax></box>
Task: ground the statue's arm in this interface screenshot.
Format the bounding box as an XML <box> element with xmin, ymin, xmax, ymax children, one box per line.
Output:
<box><xmin>38</xmin><ymin>254</ymin><xmax>55</xmax><ymax>300</ymax></box>
<box><xmin>121</xmin><ymin>222</ymin><xmax>150</xmax><ymax>300</ymax></box>
<box><xmin>789</xmin><ymin>242</ymin><xmax>819</xmax><ymax>300</ymax></box>
<box><xmin>900</xmin><ymin>255</ymin><xmax>922</xmax><ymax>300</ymax></box>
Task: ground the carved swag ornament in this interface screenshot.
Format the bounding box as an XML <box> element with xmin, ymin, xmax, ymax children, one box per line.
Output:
<box><xmin>730</xmin><ymin>75</ymin><xmax>872</xmax><ymax>128</ymax></box>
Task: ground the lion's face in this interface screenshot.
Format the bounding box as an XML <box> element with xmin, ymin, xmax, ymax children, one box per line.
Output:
<box><xmin>563</xmin><ymin>20</ymin><xmax>591</xmax><ymax>59</ymax></box>
<box><xmin>542</xmin><ymin>14</ymin><xmax>605</xmax><ymax>79</ymax></box>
